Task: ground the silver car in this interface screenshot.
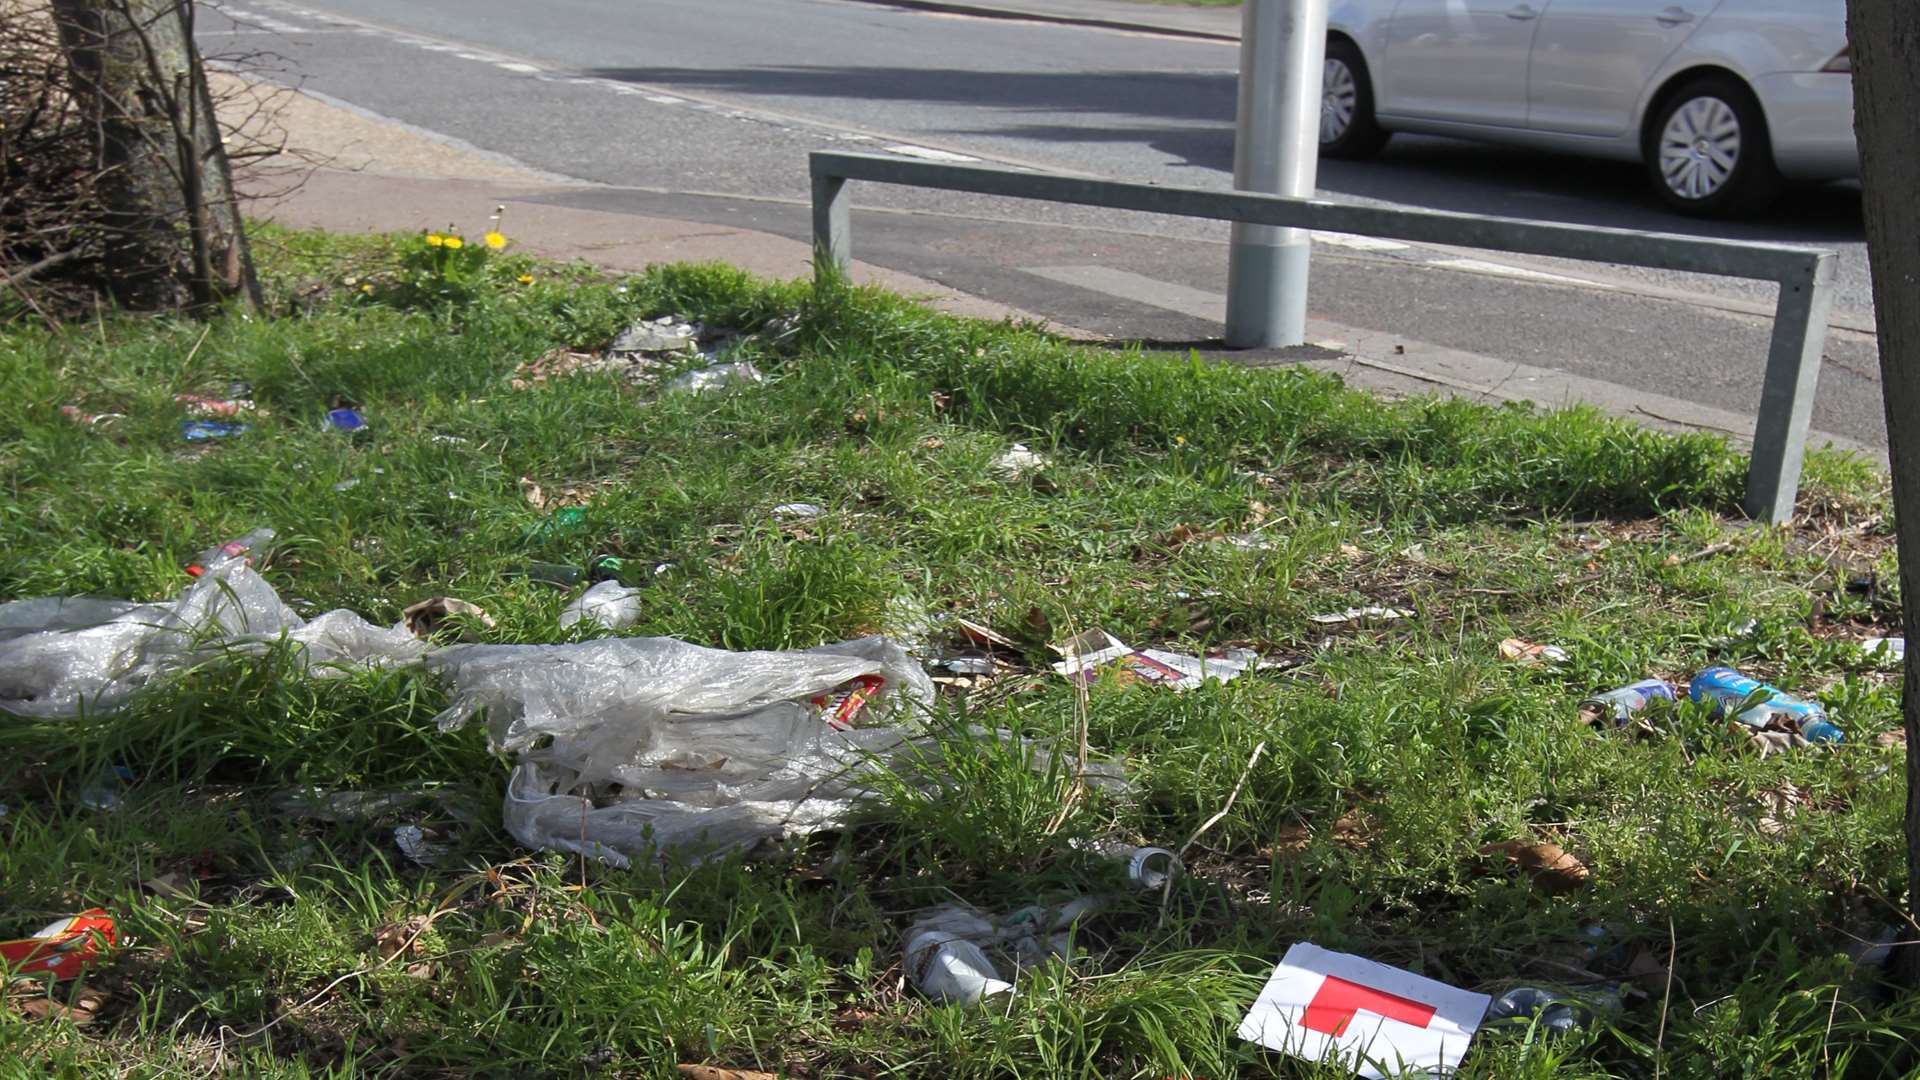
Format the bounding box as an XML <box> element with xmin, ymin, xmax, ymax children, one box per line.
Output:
<box><xmin>1320</xmin><ymin>0</ymin><xmax>1856</xmax><ymax>215</ymax></box>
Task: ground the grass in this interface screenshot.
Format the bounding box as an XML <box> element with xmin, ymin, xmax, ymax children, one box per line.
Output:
<box><xmin>0</xmin><ymin>224</ymin><xmax>1911</xmax><ymax>1078</ymax></box>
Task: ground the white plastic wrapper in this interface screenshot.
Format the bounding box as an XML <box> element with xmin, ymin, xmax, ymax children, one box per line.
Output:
<box><xmin>557</xmin><ymin>580</ymin><xmax>642</xmax><ymax>631</ymax></box>
<box><xmin>904</xmin><ymin>897</ymin><xmax>1105</xmax><ymax>1004</ymax></box>
<box><xmin>426</xmin><ymin>635</ymin><xmax>943</xmax><ymax>864</ymax></box>
<box><xmin>0</xmin><ymin>556</ymin><xmax>424</xmax><ymax>718</ymax></box>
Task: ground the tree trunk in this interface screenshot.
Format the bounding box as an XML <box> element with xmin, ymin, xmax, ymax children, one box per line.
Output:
<box><xmin>1849</xmin><ymin>0</ymin><xmax>1920</xmax><ymax>987</ymax></box>
<box><xmin>50</xmin><ymin>0</ymin><xmax>261</xmax><ymax>311</ymax></box>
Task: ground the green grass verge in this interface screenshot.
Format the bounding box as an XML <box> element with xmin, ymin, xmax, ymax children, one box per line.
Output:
<box><xmin>0</xmin><ymin>225</ymin><xmax>1909</xmax><ymax>1078</ymax></box>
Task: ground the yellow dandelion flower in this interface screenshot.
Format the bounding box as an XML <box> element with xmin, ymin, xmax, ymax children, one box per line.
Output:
<box><xmin>444</xmin><ymin>235</ymin><xmax>465</xmax><ymax>250</ymax></box>
<box><xmin>425</xmin><ymin>232</ymin><xmax>444</xmax><ymax>247</ymax></box>
<box><xmin>484</xmin><ymin>231</ymin><xmax>508</xmax><ymax>250</ymax></box>
<box><xmin>516</xmin><ymin>274</ymin><xmax>535</xmax><ymax>285</ymax></box>
<box><xmin>1174</xmin><ymin>435</ymin><xmax>1186</xmax><ymax>446</ymax></box>
<box><xmin>360</xmin><ymin>283</ymin><xmax>373</xmax><ymax>293</ymax></box>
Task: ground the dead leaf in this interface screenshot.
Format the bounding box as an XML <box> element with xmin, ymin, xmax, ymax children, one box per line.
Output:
<box><xmin>1874</xmin><ymin>730</ymin><xmax>1906</xmax><ymax>749</ymax></box>
<box><xmin>12</xmin><ymin>987</ymin><xmax>105</xmax><ymax>1024</ymax></box>
<box><xmin>1024</xmin><ymin>605</ymin><xmax>1051</xmax><ymax>638</ymax></box>
<box><xmin>1624</xmin><ymin>942</ymin><xmax>1671</xmax><ymax>996</ymax></box>
<box><xmin>519</xmin><ymin>476</ymin><xmax>547</xmax><ymax>511</ymax></box>
<box><xmin>1269</xmin><ymin>813</ymin><xmax>1369</xmax><ymax>857</ymax></box>
<box><xmin>1752</xmin><ymin>782</ymin><xmax>1809</xmax><ymax>835</ymax></box>
<box><xmin>372</xmin><ymin>915</ymin><xmax>432</xmax><ymax>962</ymax></box>
<box><xmin>675</xmin><ymin>1067</ymin><xmax>779</xmax><ymax>1080</ymax></box>
<box><xmin>402</xmin><ymin>597</ymin><xmax>496</xmax><ymax>639</ymax></box>
<box><xmin>1481</xmin><ymin>839</ymin><xmax>1590</xmax><ymax>893</ymax></box>
<box><xmin>1161</xmin><ymin>525</ymin><xmax>1220</xmax><ymax>551</ymax></box>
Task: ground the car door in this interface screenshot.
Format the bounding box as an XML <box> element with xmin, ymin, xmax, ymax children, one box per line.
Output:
<box><xmin>1526</xmin><ymin>0</ymin><xmax>1725</xmax><ymax>136</ymax></box>
<box><xmin>1377</xmin><ymin>0</ymin><xmax>1548</xmax><ymax>128</ymax></box>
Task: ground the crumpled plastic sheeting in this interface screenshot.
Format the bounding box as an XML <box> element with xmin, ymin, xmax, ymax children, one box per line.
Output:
<box><xmin>0</xmin><ymin>560</ymin><xmax>425</xmax><ymax>718</ymax></box>
<box><xmin>426</xmin><ymin>635</ymin><xmax>946</xmax><ymax>864</ymax></box>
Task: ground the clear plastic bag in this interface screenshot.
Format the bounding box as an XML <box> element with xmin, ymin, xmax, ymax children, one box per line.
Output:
<box><xmin>427</xmin><ymin>635</ymin><xmax>940</xmax><ymax>863</ymax></box>
<box><xmin>0</xmin><ymin>551</ymin><xmax>423</xmax><ymax>718</ymax></box>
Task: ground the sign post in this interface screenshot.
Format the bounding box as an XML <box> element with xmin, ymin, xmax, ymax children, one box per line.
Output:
<box><xmin>1224</xmin><ymin>0</ymin><xmax>1329</xmax><ymax>348</ymax></box>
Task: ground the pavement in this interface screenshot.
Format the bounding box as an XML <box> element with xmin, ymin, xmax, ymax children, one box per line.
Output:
<box><xmin>221</xmin><ymin>71</ymin><xmax>1058</xmax><ymax>327</ymax></box>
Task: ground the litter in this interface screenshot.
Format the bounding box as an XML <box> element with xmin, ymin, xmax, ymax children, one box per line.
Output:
<box><xmin>0</xmin><ymin>910</ymin><xmax>117</xmax><ymax>981</ymax></box>
<box><xmin>0</xmin><ymin>540</ymin><xmax>425</xmax><ymax>718</ymax></box>
<box><xmin>1579</xmin><ymin>679</ymin><xmax>1676</xmax><ymax>727</ymax></box>
<box><xmin>515</xmin><ymin>561</ymin><xmax>585</xmax><ymax>586</ymax></box>
<box><xmin>393</xmin><ymin>824</ymin><xmax>452</xmax><ymax>867</ymax></box>
<box><xmin>1071</xmin><ymin>838</ymin><xmax>1180</xmax><ymax>889</ymax></box>
<box><xmin>1237</xmin><ymin>942</ymin><xmax>1489</xmax><ymax>1079</ymax></box>
<box><xmin>1500</xmin><ymin>638</ymin><xmax>1568</xmax><ymax>665</ymax></box>
<box><xmin>1863</xmin><ymin>636</ymin><xmax>1905</xmax><ymax>662</ymax></box>
<box><xmin>991</xmin><ymin>443</ymin><xmax>1048</xmax><ymax>479</ymax></box>
<box><xmin>323</xmin><ymin>408</ymin><xmax>365</xmax><ymax>433</ymax></box>
<box><xmin>662</xmin><ymin>361</ymin><xmax>762</xmax><ymax>396</ymax></box>
<box><xmin>523</xmin><ymin>506</ymin><xmax>590</xmax><ymax>542</ymax></box>
<box><xmin>185</xmin><ymin>527</ymin><xmax>274</xmax><ymax>578</ymax></box>
<box><xmin>771</xmin><ymin>502</ymin><xmax>824</xmax><ymax>521</ymax></box>
<box><xmin>1310</xmin><ymin>606</ymin><xmax>1414</xmax><ymax>625</ymax></box>
<box><xmin>1050</xmin><ymin>628</ymin><xmax>1259</xmax><ymax>691</ymax></box>
<box><xmin>955</xmin><ymin>618</ymin><xmax>1017</xmax><ymax>651</ymax></box>
<box><xmin>1225</xmin><ymin>533</ymin><xmax>1276</xmax><ymax>552</ymax></box>
<box><xmin>60</xmin><ymin>406</ymin><xmax>124</xmax><ymax>426</ymax></box>
<box><xmin>77</xmin><ymin>765</ymin><xmax>135</xmax><ymax>812</ymax></box>
<box><xmin>401</xmin><ymin>597</ymin><xmax>496</xmax><ymax>640</ymax></box>
<box><xmin>426</xmin><ymin>635</ymin><xmax>936</xmax><ymax>863</ymax></box>
<box><xmin>1690</xmin><ymin>666</ymin><xmax>1842</xmax><ymax>744</ymax></box>
<box><xmin>174</xmin><ymin>394</ymin><xmax>253</xmax><ymax>418</ymax></box>
<box><xmin>904</xmin><ymin>896</ymin><xmax>1103</xmax><ymax>1005</ymax></box>
<box><xmin>609</xmin><ymin>316</ymin><xmax>699</xmax><ymax>355</ymax></box>
<box><xmin>558</xmin><ymin>580</ymin><xmax>641</xmax><ymax>631</ymax></box>
<box><xmin>180</xmin><ymin>420</ymin><xmax>248</xmax><ymax>441</ymax></box>
<box><xmin>1484</xmin><ymin>986</ymin><xmax>1604</xmax><ymax>1036</ymax></box>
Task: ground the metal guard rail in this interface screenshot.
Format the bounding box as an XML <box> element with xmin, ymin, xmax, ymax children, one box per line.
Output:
<box><xmin>809</xmin><ymin>149</ymin><xmax>1839</xmax><ymax>523</ymax></box>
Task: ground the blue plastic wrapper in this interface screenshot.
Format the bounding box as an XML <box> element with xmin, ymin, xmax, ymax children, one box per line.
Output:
<box><xmin>180</xmin><ymin>420</ymin><xmax>249</xmax><ymax>441</ymax></box>
<box><xmin>324</xmin><ymin>408</ymin><xmax>366</xmax><ymax>432</ymax></box>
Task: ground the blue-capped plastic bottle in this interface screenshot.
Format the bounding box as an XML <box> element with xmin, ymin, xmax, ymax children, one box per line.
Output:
<box><xmin>1689</xmin><ymin>666</ymin><xmax>1843</xmax><ymax>743</ymax></box>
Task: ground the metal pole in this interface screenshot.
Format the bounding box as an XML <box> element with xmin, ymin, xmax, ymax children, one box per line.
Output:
<box><xmin>811</xmin><ymin>172</ymin><xmax>851</xmax><ymax>280</ymax></box>
<box><xmin>1743</xmin><ymin>254</ymin><xmax>1836</xmax><ymax>524</ymax></box>
<box><xmin>1224</xmin><ymin>0</ymin><xmax>1328</xmax><ymax>348</ymax></box>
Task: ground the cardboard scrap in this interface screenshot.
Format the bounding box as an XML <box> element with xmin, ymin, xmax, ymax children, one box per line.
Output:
<box><xmin>1237</xmin><ymin>942</ymin><xmax>1489</xmax><ymax>1079</ymax></box>
<box><xmin>401</xmin><ymin>597</ymin><xmax>496</xmax><ymax>640</ymax></box>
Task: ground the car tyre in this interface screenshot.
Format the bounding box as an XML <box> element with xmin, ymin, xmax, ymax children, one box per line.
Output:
<box><xmin>1643</xmin><ymin>74</ymin><xmax>1783</xmax><ymax>217</ymax></box>
<box><xmin>1321</xmin><ymin>37</ymin><xmax>1390</xmax><ymax>160</ymax></box>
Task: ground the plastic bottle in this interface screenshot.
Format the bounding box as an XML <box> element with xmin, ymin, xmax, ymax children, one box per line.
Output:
<box><xmin>903</xmin><ymin>929</ymin><xmax>1013</xmax><ymax>1004</ymax></box>
<box><xmin>1485</xmin><ymin>987</ymin><xmax>1592</xmax><ymax>1036</ymax></box>
<box><xmin>1689</xmin><ymin>666</ymin><xmax>1842</xmax><ymax>743</ymax></box>
<box><xmin>1072</xmin><ymin>839</ymin><xmax>1181</xmax><ymax>889</ymax></box>
<box><xmin>185</xmin><ymin>528</ymin><xmax>275</xmax><ymax>577</ymax></box>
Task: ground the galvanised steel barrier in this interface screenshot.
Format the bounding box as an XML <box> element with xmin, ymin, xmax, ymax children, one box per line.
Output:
<box><xmin>810</xmin><ymin>150</ymin><xmax>1839</xmax><ymax>523</ymax></box>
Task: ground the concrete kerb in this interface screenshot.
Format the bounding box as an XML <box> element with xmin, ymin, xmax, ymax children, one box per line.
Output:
<box><xmin>837</xmin><ymin>0</ymin><xmax>1241</xmax><ymax>43</ymax></box>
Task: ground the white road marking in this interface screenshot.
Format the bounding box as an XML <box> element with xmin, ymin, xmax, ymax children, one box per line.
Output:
<box><xmin>883</xmin><ymin>144</ymin><xmax>979</xmax><ymax>163</ymax></box>
<box><xmin>1427</xmin><ymin>257</ymin><xmax>1611</xmax><ymax>289</ymax></box>
<box><xmin>1023</xmin><ymin>265</ymin><xmax>1225</xmax><ymax>321</ymax></box>
<box><xmin>495</xmin><ymin>61</ymin><xmax>541</xmax><ymax>74</ymax></box>
<box><xmin>1311</xmin><ymin>231</ymin><xmax>1409</xmax><ymax>253</ymax></box>
<box><xmin>644</xmin><ymin>94</ymin><xmax>687</xmax><ymax>104</ymax></box>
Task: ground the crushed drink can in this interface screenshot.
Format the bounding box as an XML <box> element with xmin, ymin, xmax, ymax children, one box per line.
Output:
<box><xmin>1579</xmin><ymin>678</ymin><xmax>1676</xmax><ymax>726</ymax></box>
<box><xmin>1688</xmin><ymin>666</ymin><xmax>1842</xmax><ymax>743</ymax></box>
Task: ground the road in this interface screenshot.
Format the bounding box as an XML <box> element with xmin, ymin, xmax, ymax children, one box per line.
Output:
<box><xmin>198</xmin><ymin>0</ymin><xmax>1886</xmax><ymax>452</ymax></box>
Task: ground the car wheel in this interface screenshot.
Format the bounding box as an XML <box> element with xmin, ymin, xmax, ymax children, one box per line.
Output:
<box><xmin>1321</xmin><ymin>37</ymin><xmax>1389</xmax><ymax>160</ymax></box>
<box><xmin>1643</xmin><ymin>75</ymin><xmax>1782</xmax><ymax>217</ymax></box>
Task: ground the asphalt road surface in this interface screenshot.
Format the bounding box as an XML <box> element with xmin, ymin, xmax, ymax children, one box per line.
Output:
<box><xmin>199</xmin><ymin>0</ymin><xmax>1886</xmax><ymax>452</ymax></box>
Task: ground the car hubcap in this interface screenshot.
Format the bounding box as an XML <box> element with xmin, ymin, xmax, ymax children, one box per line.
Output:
<box><xmin>1322</xmin><ymin>59</ymin><xmax>1357</xmax><ymax>143</ymax></box>
<box><xmin>1658</xmin><ymin>95</ymin><xmax>1741</xmax><ymax>200</ymax></box>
